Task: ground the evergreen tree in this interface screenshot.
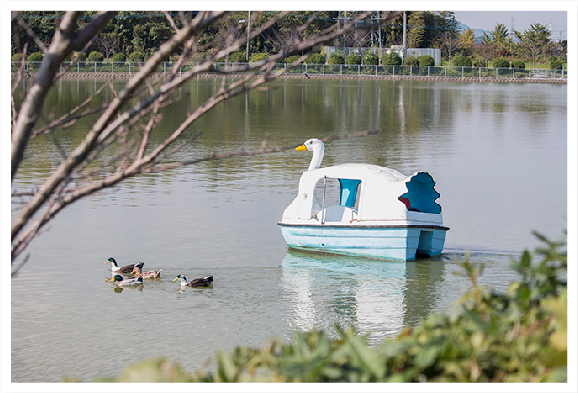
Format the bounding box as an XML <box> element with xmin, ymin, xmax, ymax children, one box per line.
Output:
<box><xmin>481</xmin><ymin>23</ymin><xmax>510</xmax><ymax>56</ymax></box>
<box><xmin>515</xmin><ymin>23</ymin><xmax>551</xmax><ymax>68</ymax></box>
<box><xmin>407</xmin><ymin>12</ymin><xmax>425</xmax><ymax>48</ymax></box>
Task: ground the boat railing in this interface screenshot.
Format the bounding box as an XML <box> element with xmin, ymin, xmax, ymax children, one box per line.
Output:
<box><xmin>321</xmin><ymin>176</ymin><xmax>327</xmax><ymax>225</ymax></box>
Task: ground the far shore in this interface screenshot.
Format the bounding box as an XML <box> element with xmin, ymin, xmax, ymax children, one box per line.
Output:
<box><xmin>12</xmin><ymin>71</ymin><xmax>567</xmax><ymax>84</ymax></box>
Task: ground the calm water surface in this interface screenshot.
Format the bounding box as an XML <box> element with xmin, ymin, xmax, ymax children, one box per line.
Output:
<box><xmin>11</xmin><ymin>78</ymin><xmax>567</xmax><ymax>382</ymax></box>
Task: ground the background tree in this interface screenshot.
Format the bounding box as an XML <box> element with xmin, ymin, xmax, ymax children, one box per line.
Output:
<box><xmin>459</xmin><ymin>28</ymin><xmax>475</xmax><ymax>57</ymax></box>
<box><xmin>93</xmin><ymin>32</ymin><xmax>120</xmax><ymax>59</ymax></box>
<box><xmin>11</xmin><ymin>10</ymin><xmax>401</xmax><ymax>275</ymax></box>
<box><xmin>557</xmin><ymin>40</ymin><xmax>567</xmax><ymax>60</ymax></box>
<box><xmin>263</xmin><ymin>13</ymin><xmax>303</xmax><ymax>57</ymax></box>
<box><xmin>440</xmin><ymin>29</ymin><xmax>459</xmax><ymax>65</ymax></box>
<box><xmin>383</xmin><ymin>12</ymin><xmax>404</xmax><ymax>47</ymax></box>
<box><xmin>406</xmin><ymin>11</ymin><xmax>425</xmax><ymax>48</ymax></box>
<box><xmin>482</xmin><ymin>23</ymin><xmax>509</xmax><ymax>46</ymax></box>
<box><xmin>474</xmin><ymin>42</ymin><xmax>496</xmax><ymax>64</ymax></box>
<box><xmin>481</xmin><ymin>23</ymin><xmax>510</xmax><ymax>57</ymax></box>
<box><xmin>515</xmin><ymin>23</ymin><xmax>551</xmax><ymax>68</ymax></box>
<box><xmin>425</xmin><ymin>11</ymin><xmax>458</xmax><ymax>49</ymax></box>
<box><xmin>348</xmin><ymin>28</ymin><xmax>371</xmax><ymax>55</ymax></box>
<box><xmin>11</xmin><ymin>11</ymin><xmax>59</xmax><ymax>55</ymax></box>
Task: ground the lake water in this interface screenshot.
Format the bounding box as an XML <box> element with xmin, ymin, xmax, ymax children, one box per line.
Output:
<box><xmin>10</xmin><ymin>78</ymin><xmax>567</xmax><ymax>382</ymax></box>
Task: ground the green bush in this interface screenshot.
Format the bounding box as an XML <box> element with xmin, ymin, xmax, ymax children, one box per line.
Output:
<box><xmin>452</xmin><ymin>55</ymin><xmax>472</xmax><ymax>67</ymax></box>
<box><xmin>327</xmin><ymin>53</ymin><xmax>345</xmax><ymax>65</ymax></box>
<box><xmin>381</xmin><ymin>51</ymin><xmax>402</xmax><ymax>66</ymax></box>
<box><xmin>87</xmin><ymin>51</ymin><xmax>104</xmax><ymax>62</ymax></box>
<box><xmin>511</xmin><ymin>59</ymin><xmax>525</xmax><ymax>69</ymax></box>
<box><xmin>550</xmin><ymin>59</ymin><xmax>564</xmax><ymax>70</ymax></box>
<box><xmin>128</xmin><ymin>51</ymin><xmax>144</xmax><ymax>62</ymax></box>
<box><xmin>363</xmin><ymin>52</ymin><xmax>379</xmax><ymax>65</ymax></box>
<box><xmin>492</xmin><ymin>57</ymin><xmax>510</xmax><ymax>68</ymax></box>
<box><xmin>249</xmin><ymin>52</ymin><xmax>268</xmax><ymax>63</ymax></box>
<box><xmin>446</xmin><ymin>68</ymin><xmax>462</xmax><ymax>77</ymax></box>
<box><xmin>418</xmin><ymin>55</ymin><xmax>435</xmax><ymax>67</ymax></box>
<box><xmin>70</xmin><ymin>232</ymin><xmax>566</xmax><ymax>383</ymax></box>
<box><xmin>306</xmin><ymin>53</ymin><xmax>325</xmax><ymax>64</ymax></box>
<box><xmin>66</xmin><ymin>51</ymin><xmax>87</xmax><ymax>61</ymax></box>
<box><xmin>285</xmin><ymin>55</ymin><xmax>300</xmax><ymax>64</ymax></box>
<box><xmin>111</xmin><ymin>52</ymin><xmax>126</xmax><ymax>62</ymax></box>
<box><xmin>403</xmin><ymin>56</ymin><xmax>419</xmax><ymax>66</ymax></box>
<box><xmin>346</xmin><ymin>54</ymin><xmax>361</xmax><ymax>65</ymax></box>
<box><xmin>228</xmin><ymin>52</ymin><xmax>246</xmax><ymax>63</ymax></box>
<box><xmin>12</xmin><ymin>53</ymin><xmax>24</xmax><ymax>62</ymax></box>
<box><xmin>28</xmin><ymin>52</ymin><xmax>44</xmax><ymax>62</ymax></box>
<box><xmin>472</xmin><ymin>57</ymin><xmax>487</xmax><ymax>67</ymax></box>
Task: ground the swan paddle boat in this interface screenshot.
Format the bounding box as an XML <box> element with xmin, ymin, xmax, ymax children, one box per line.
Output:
<box><xmin>278</xmin><ymin>138</ymin><xmax>449</xmax><ymax>261</ymax></box>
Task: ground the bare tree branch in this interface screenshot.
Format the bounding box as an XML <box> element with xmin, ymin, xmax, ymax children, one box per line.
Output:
<box><xmin>11</xmin><ymin>12</ymin><xmax>117</xmax><ymax>180</ymax></box>
<box><xmin>11</xmin><ymin>11</ymin><xmax>226</xmax><ymax>242</ymax></box>
<box><xmin>32</xmin><ymin>82</ymin><xmax>111</xmax><ymax>136</ymax></box>
<box><xmin>11</xmin><ymin>10</ymin><xmax>401</xmax><ymax>272</ymax></box>
<box><xmin>15</xmin><ymin>17</ymin><xmax>48</xmax><ymax>53</ymax></box>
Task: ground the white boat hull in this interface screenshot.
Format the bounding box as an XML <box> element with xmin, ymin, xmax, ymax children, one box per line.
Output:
<box><xmin>279</xmin><ymin>224</ymin><xmax>448</xmax><ymax>262</ymax></box>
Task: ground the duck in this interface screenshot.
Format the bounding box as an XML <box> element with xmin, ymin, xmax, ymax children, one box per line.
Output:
<box><xmin>295</xmin><ymin>138</ymin><xmax>325</xmax><ymax>171</ymax></box>
<box><xmin>131</xmin><ymin>262</ymin><xmax>162</xmax><ymax>279</ymax></box>
<box><xmin>173</xmin><ymin>274</ymin><xmax>213</xmax><ymax>287</ymax></box>
<box><xmin>110</xmin><ymin>274</ymin><xmax>143</xmax><ymax>286</ymax></box>
<box><xmin>105</xmin><ymin>257</ymin><xmax>140</xmax><ymax>274</ymax></box>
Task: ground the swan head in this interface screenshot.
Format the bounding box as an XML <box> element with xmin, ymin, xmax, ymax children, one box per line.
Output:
<box><xmin>296</xmin><ymin>138</ymin><xmax>324</xmax><ymax>171</ymax></box>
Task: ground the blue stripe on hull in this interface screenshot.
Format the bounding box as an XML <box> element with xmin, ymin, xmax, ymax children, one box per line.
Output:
<box><xmin>280</xmin><ymin>225</ymin><xmax>446</xmax><ymax>262</ymax></box>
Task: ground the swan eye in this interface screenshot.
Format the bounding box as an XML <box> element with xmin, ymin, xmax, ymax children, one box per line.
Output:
<box><xmin>309</xmin><ymin>141</ymin><xmax>313</xmax><ymax>144</ymax></box>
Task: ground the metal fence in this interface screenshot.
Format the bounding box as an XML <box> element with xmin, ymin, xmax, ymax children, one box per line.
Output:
<box><xmin>12</xmin><ymin>61</ymin><xmax>568</xmax><ymax>80</ymax></box>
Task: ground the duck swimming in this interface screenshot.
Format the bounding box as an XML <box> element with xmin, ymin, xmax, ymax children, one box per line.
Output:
<box><xmin>111</xmin><ymin>274</ymin><xmax>143</xmax><ymax>286</ymax></box>
<box><xmin>131</xmin><ymin>262</ymin><xmax>161</xmax><ymax>279</ymax></box>
<box><xmin>173</xmin><ymin>274</ymin><xmax>213</xmax><ymax>287</ymax></box>
<box><xmin>105</xmin><ymin>257</ymin><xmax>140</xmax><ymax>274</ymax></box>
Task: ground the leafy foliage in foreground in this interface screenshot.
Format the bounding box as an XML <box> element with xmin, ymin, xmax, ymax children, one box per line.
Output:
<box><xmin>64</xmin><ymin>233</ymin><xmax>567</xmax><ymax>382</ymax></box>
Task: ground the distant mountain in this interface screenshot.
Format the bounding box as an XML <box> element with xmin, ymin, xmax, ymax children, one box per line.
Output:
<box><xmin>457</xmin><ymin>22</ymin><xmax>488</xmax><ymax>41</ymax></box>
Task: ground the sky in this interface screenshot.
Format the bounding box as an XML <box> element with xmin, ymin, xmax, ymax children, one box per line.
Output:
<box><xmin>453</xmin><ymin>10</ymin><xmax>568</xmax><ymax>40</ymax></box>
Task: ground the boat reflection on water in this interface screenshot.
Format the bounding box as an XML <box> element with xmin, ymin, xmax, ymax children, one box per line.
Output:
<box><xmin>281</xmin><ymin>249</ymin><xmax>446</xmax><ymax>345</ymax></box>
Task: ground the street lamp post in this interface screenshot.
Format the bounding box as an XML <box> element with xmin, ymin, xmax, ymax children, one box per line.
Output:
<box><xmin>239</xmin><ymin>11</ymin><xmax>251</xmax><ymax>62</ymax></box>
<box><xmin>246</xmin><ymin>11</ymin><xmax>251</xmax><ymax>62</ymax></box>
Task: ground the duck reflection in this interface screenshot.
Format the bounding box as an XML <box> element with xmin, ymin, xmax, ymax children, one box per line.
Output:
<box><xmin>281</xmin><ymin>249</ymin><xmax>446</xmax><ymax>343</ymax></box>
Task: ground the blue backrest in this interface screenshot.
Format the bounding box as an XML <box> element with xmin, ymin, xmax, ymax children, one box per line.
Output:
<box><xmin>339</xmin><ymin>178</ymin><xmax>361</xmax><ymax>208</ymax></box>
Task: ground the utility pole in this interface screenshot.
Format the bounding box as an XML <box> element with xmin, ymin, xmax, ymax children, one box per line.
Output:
<box><xmin>378</xmin><ymin>11</ymin><xmax>382</xmax><ymax>51</ymax></box>
<box><xmin>246</xmin><ymin>11</ymin><xmax>251</xmax><ymax>62</ymax></box>
<box><xmin>402</xmin><ymin>11</ymin><xmax>407</xmax><ymax>59</ymax></box>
